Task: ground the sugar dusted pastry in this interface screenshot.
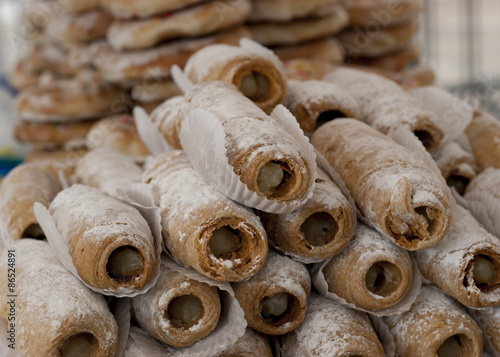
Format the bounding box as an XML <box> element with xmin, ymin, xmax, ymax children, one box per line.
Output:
<box><xmin>107</xmin><ymin>0</ymin><xmax>251</xmax><ymax>51</ymax></box>
<box><xmin>150</xmin><ymin>95</ymin><xmax>184</xmax><ymax>149</ymax></box>
<box><xmin>321</xmin><ymin>223</ymin><xmax>414</xmax><ymax>311</ymax></box>
<box><xmin>0</xmin><ymin>239</ymin><xmax>118</xmax><ymax>357</ymax></box>
<box><xmin>152</xmin><ymin>81</ymin><xmax>316</xmax><ymax>209</ymax></box>
<box><xmin>275</xmin><ymin>38</ymin><xmax>344</xmax><ymax>65</ymax></box>
<box><xmin>259</xmin><ymin>169</ymin><xmax>355</xmax><ymax>262</ymax></box>
<box><xmin>465</xmin><ymin>110</ymin><xmax>500</xmax><ymax>170</ymax></box>
<box><xmin>131</xmin><ymin>78</ymin><xmax>182</xmax><ymax>104</ymax></box>
<box><xmin>465</xmin><ymin>167</ymin><xmax>500</xmax><ymax>199</ymax></box>
<box><xmin>413</xmin><ymin>206</ymin><xmax>500</xmax><ymax>308</ymax></box>
<box><xmin>472</xmin><ymin>306</ymin><xmax>500</xmax><ymax>355</ymax></box>
<box><xmin>312</xmin><ymin>119</ymin><xmax>452</xmax><ymax>250</ymax></box>
<box><xmin>284</xmin><ymin>79</ymin><xmax>361</xmax><ymax>133</ymax></box>
<box><xmin>219</xmin><ymin>328</ymin><xmax>273</xmax><ymax>357</ymax></box>
<box><xmin>232</xmin><ymin>251</ymin><xmax>310</xmax><ymax>335</ymax></box>
<box><xmin>433</xmin><ymin>142</ymin><xmax>477</xmax><ymax>195</ymax></box>
<box><xmin>248</xmin><ymin>0</ymin><xmax>343</xmax><ymax>22</ymax></box>
<box><xmin>324</xmin><ymin>67</ymin><xmax>444</xmax><ymax>150</ymax></box>
<box><xmin>143</xmin><ymin>151</ymin><xmax>268</xmax><ymax>282</ymax></box>
<box><xmin>49</xmin><ymin>184</ymin><xmax>157</xmax><ymax>293</ymax></box>
<box><xmin>346</xmin><ymin>0</ymin><xmax>423</xmax><ymax>27</ymax></box>
<box><xmin>383</xmin><ymin>285</ymin><xmax>483</xmax><ymax>357</ymax></box>
<box><xmin>132</xmin><ymin>258</ymin><xmax>221</xmax><ymax>348</ymax></box>
<box><xmin>0</xmin><ymin>163</ymin><xmax>62</xmax><ymax>245</ymax></box>
<box><xmin>280</xmin><ymin>293</ymin><xmax>385</xmax><ymax>356</ymax></box>
<box><xmin>99</xmin><ymin>0</ymin><xmax>205</xmax><ymax>19</ymax></box>
<box><xmin>75</xmin><ymin>147</ymin><xmax>143</xmax><ymax>196</ymax></box>
<box><xmin>184</xmin><ymin>40</ymin><xmax>287</xmax><ymax>114</ymax></box>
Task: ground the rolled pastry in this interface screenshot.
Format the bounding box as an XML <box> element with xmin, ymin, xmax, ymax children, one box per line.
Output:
<box><xmin>184</xmin><ymin>42</ymin><xmax>287</xmax><ymax>114</ymax></box>
<box><xmin>107</xmin><ymin>0</ymin><xmax>251</xmax><ymax>51</ymax></box>
<box><xmin>219</xmin><ymin>328</ymin><xmax>273</xmax><ymax>357</ymax></box>
<box><xmin>75</xmin><ymin>147</ymin><xmax>143</xmax><ymax>196</ymax></box>
<box><xmin>323</xmin><ymin>67</ymin><xmax>444</xmax><ymax>150</ymax></box>
<box><xmin>284</xmin><ymin>79</ymin><xmax>362</xmax><ymax>133</ymax></box>
<box><xmin>151</xmin><ymin>81</ymin><xmax>315</xmax><ymax>205</ymax></box>
<box><xmin>248</xmin><ymin>0</ymin><xmax>343</xmax><ymax>22</ymax></box>
<box><xmin>49</xmin><ymin>184</ymin><xmax>157</xmax><ymax>293</ymax></box>
<box><xmin>432</xmin><ymin>142</ymin><xmax>477</xmax><ymax>195</ymax></box>
<box><xmin>280</xmin><ymin>293</ymin><xmax>385</xmax><ymax>356</ymax></box>
<box><xmin>311</xmin><ymin>119</ymin><xmax>452</xmax><ymax>250</ymax></box>
<box><xmin>131</xmin><ymin>258</ymin><xmax>221</xmax><ymax>348</ymax></box>
<box><xmin>232</xmin><ymin>250</ymin><xmax>310</xmax><ymax>335</ymax></box>
<box><xmin>149</xmin><ymin>96</ymin><xmax>184</xmax><ymax>149</ymax></box>
<box><xmin>382</xmin><ymin>285</ymin><xmax>483</xmax><ymax>357</ymax></box>
<box><xmin>465</xmin><ymin>167</ymin><xmax>500</xmax><ymax>199</ymax></box>
<box><xmin>143</xmin><ymin>151</ymin><xmax>268</xmax><ymax>282</ymax></box>
<box><xmin>413</xmin><ymin>206</ymin><xmax>500</xmax><ymax>308</ymax></box>
<box><xmin>282</xmin><ymin>59</ymin><xmax>338</xmax><ymax>81</ymax></box>
<box><xmin>131</xmin><ymin>77</ymin><xmax>182</xmax><ymax>104</ymax></box>
<box><xmin>472</xmin><ymin>305</ymin><xmax>500</xmax><ymax>355</ymax></box>
<box><xmin>86</xmin><ymin>115</ymin><xmax>150</xmax><ymax>157</ymax></box>
<box><xmin>259</xmin><ymin>169</ymin><xmax>355</xmax><ymax>262</ymax></box>
<box><xmin>465</xmin><ymin>110</ymin><xmax>500</xmax><ymax>170</ymax></box>
<box><xmin>0</xmin><ymin>163</ymin><xmax>61</xmax><ymax>244</ymax></box>
<box><xmin>0</xmin><ymin>239</ymin><xmax>118</xmax><ymax>357</ymax></box>
<box><xmin>321</xmin><ymin>223</ymin><xmax>414</xmax><ymax>311</ymax></box>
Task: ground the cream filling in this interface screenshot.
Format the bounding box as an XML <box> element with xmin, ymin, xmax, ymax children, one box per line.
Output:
<box><xmin>300</xmin><ymin>212</ymin><xmax>336</xmax><ymax>246</ymax></box>
<box><xmin>167</xmin><ymin>295</ymin><xmax>203</xmax><ymax>328</ymax></box>
<box><xmin>240</xmin><ymin>72</ymin><xmax>269</xmax><ymax>100</ymax></box>
<box><xmin>473</xmin><ymin>255</ymin><xmax>496</xmax><ymax>284</ymax></box>
<box><xmin>257</xmin><ymin>162</ymin><xmax>284</xmax><ymax>196</ymax></box>
<box><xmin>106</xmin><ymin>246</ymin><xmax>144</xmax><ymax>281</ymax></box>
<box><xmin>60</xmin><ymin>333</ymin><xmax>93</xmax><ymax>357</ymax></box>
<box><xmin>209</xmin><ymin>227</ymin><xmax>241</xmax><ymax>259</ymax></box>
<box><xmin>365</xmin><ymin>262</ymin><xmax>399</xmax><ymax>296</ymax></box>
<box><xmin>22</xmin><ymin>223</ymin><xmax>45</xmax><ymax>239</ymax></box>
<box><xmin>261</xmin><ymin>293</ymin><xmax>290</xmax><ymax>320</ymax></box>
<box><xmin>437</xmin><ymin>336</ymin><xmax>462</xmax><ymax>357</ymax></box>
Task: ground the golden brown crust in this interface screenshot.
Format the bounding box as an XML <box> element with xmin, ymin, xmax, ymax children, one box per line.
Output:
<box><xmin>131</xmin><ymin>263</ymin><xmax>221</xmax><ymax>347</ymax></box>
<box><xmin>346</xmin><ymin>0</ymin><xmax>423</xmax><ymax>27</ymax></box>
<box><xmin>348</xmin><ymin>43</ymin><xmax>421</xmax><ymax>72</ymax></box>
<box><xmin>231</xmin><ymin>251</ymin><xmax>311</xmax><ymax>335</ymax></box>
<box><xmin>311</xmin><ymin>119</ymin><xmax>452</xmax><ymax>250</ymax></box>
<box><xmin>274</xmin><ymin>38</ymin><xmax>345</xmax><ymax>64</ymax></box>
<box><xmin>465</xmin><ymin>110</ymin><xmax>500</xmax><ymax>171</ymax></box>
<box><xmin>248</xmin><ymin>0</ymin><xmax>344</xmax><ymax>22</ymax></box>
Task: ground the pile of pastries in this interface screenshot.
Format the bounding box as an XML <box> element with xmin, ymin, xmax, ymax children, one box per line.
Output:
<box><xmin>2</xmin><ymin>1</ymin><xmax>500</xmax><ymax>357</ymax></box>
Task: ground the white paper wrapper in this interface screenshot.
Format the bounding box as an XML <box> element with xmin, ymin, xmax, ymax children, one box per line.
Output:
<box><xmin>0</xmin><ymin>318</ymin><xmax>21</xmax><ymax>357</ymax></box>
<box><xmin>409</xmin><ymin>86</ymin><xmax>474</xmax><ymax>146</ymax></box>
<box><xmin>114</xmin><ymin>298</ymin><xmax>133</xmax><ymax>357</ymax></box>
<box><xmin>33</xmin><ymin>183</ymin><xmax>163</xmax><ymax>298</ymax></box>
<box><xmin>171</xmin><ymin>64</ymin><xmax>194</xmax><ymax>94</ymax></box>
<box><xmin>454</xmin><ymin>190</ymin><xmax>500</xmax><ymax>238</ymax></box>
<box><xmin>368</xmin><ymin>315</ymin><xmax>396</xmax><ymax>357</ymax></box>
<box><xmin>179</xmin><ymin>106</ymin><xmax>316</xmax><ymax>214</ymax></box>
<box><xmin>311</xmin><ymin>257</ymin><xmax>421</xmax><ymax>317</ymax></box>
<box><xmin>467</xmin><ymin>308</ymin><xmax>500</xmax><ymax>357</ymax></box>
<box><xmin>134</xmin><ymin>106</ymin><xmax>173</xmax><ymax>156</ymax></box>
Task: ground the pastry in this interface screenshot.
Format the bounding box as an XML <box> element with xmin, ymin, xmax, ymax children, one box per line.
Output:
<box><xmin>383</xmin><ymin>285</ymin><xmax>483</xmax><ymax>357</ymax></box>
<box><xmin>324</xmin><ymin>67</ymin><xmax>444</xmax><ymax>150</ymax></box>
<box><xmin>49</xmin><ymin>184</ymin><xmax>157</xmax><ymax>293</ymax></box>
<box><xmin>131</xmin><ymin>257</ymin><xmax>221</xmax><ymax>348</ymax></box>
<box><xmin>0</xmin><ymin>239</ymin><xmax>118</xmax><ymax>357</ymax></box>
<box><xmin>284</xmin><ymin>79</ymin><xmax>362</xmax><ymax>133</ymax></box>
<box><xmin>465</xmin><ymin>167</ymin><xmax>500</xmax><ymax>199</ymax></box>
<box><xmin>0</xmin><ymin>163</ymin><xmax>61</xmax><ymax>245</ymax></box>
<box><xmin>282</xmin><ymin>59</ymin><xmax>338</xmax><ymax>81</ymax></box>
<box><xmin>472</xmin><ymin>306</ymin><xmax>500</xmax><ymax>355</ymax></box>
<box><xmin>321</xmin><ymin>223</ymin><xmax>414</xmax><ymax>311</ymax></box>
<box><xmin>107</xmin><ymin>0</ymin><xmax>251</xmax><ymax>51</ymax></box>
<box><xmin>280</xmin><ymin>293</ymin><xmax>385</xmax><ymax>356</ymax></box>
<box><xmin>248</xmin><ymin>0</ymin><xmax>344</xmax><ymax>23</ymax></box>
<box><xmin>465</xmin><ymin>110</ymin><xmax>500</xmax><ymax>170</ymax></box>
<box><xmin>131</xmin><ymin>77</ymin><xmax>182</xmax><ymax>104</ymax></box>
<box><xmin>259</xmin><ymin>168</ymin><xmax>355</xmax><ymax>262</ymax></box>
<box><xmin>232</xmin><ymin>250</ymin><xmax>311</xmax><ymax>335</ymax></box>
<box><xmin>99</xmin><ymin>0</ymin><xmax>205</xmax><ymax>19</ymax></box>
<box><xmin>345</xmin><ymin>0</ymin><xmax>423</xmax><ymax>27</ymax></box>
<box><xmin>273</xmin><ymin>37</ymin><xmax>344</xmax><ymax>65</ymax></box>
<box><xmin>219</xmin><ymin>328</ymin><xmax>273</xmax><ymax>357</ymax></box>
<box><xmin>413</xmin><ymin>206</ymin><xmax>500</xmax><ymax>308</ymax></box>
<box><xmin>184</xmin><ymin>41</ymin><xmax>287</xmax><ymax>114</ymax></box>
<box><xmin>143</xmin><ymin>151</ymin><xmax>268</xmax><ymax>282</ymax></box>
<box><xmin>311</xmin><ymin>119</ymin><xmax>452</xmax><ymax>250</ymax></box>
<box><xmin>348</xmin><ymin>43</ymin><xmax>421</xmax><ymax>72</ymax></box>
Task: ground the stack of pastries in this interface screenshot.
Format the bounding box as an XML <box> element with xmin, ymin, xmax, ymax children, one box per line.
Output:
<box><xmin>2</xmin><ymin>4</ymin><xmax>500</xmax><ymax>357</ymax></box>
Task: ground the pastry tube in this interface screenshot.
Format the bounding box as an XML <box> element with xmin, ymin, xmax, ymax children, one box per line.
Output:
<box><xmin>143</xmin><ymin>151</ymin><xmax>268</xmax><ymax>282</ymax></box>
<box><xmin>285</xmin><ymin>79</ymin><xmax>362</xmax><ymax>133</ymax></box>
<box><xmin>259</xmin><ymin>169</ymin><xmax>355</xmax><ymax>262</ymax></box>
<box><xmin>184</xmin><ymin>42</ymin><xmax>287</xmax><ymax>114</ymax></box>
<box><xmin>231</xmin><ymin>250</ymin><xmax>310</xmax><ymax>335</ymax></box>
<box><xmin>131</xmin><ymin>258</ymin><xmax>221</xmax><ymax>348</ymax></box>
<box><xmin>465</xmin><ymin>110</ymin><xmax>500</xmax><ymax>170</ymax></box>
<box><xmin>311</xmin><ymin>119</ymin><xmax>452</xmax><ymax>250</ymax></box>
<box><xmin>383</xmin><ymin>285</ymin><xmax>483</xmax><ymax>357</ymax></box>
<box><xmin>413</xmin><ymin>206</ymin><xmax>500</xmax><ymax>308</ymax></box>
<box><xmin>281</xmin><ymin>293</ymin><xmax>385</xmax><ymax>356</ymax></box>
<box><xmin>153</xmin><ymin>81</ymin><xmax>315</xmax><ymax>205</ymax></box>
<box><xmin>465</xmin><ymin>167</ymin><xmax>500</xmax><ymax>199</ymax></box>
<box><xmin>75</xmin><ymin>147</ymin><xmax>143</xmax><ymax>195</ymax></box>
<box><xmin>0</xmin><ymin>239</ymin><xmax>118</xmax><ymax>357</ymax></box>
<box><xmin>49</xmin><ymin>184</ymin><xmax>157</xmax><ymax>293</ymax></box>
<box><xmin>219</xmin><ymin>328</ymin><xmax>273</xmax><ymax>357</ymax></box>
<box><xmin>0</xmin><ymin>163</ymin><xmax>62</xmax><ymax>245</ymax></box>
<box><xmin>150</xmin><ymin>96</ymin><xmax>184</xmax><ymax>149</ymax></box>
<box><xmin>324</xmin><ymin>68</ymin><xmax>444</xmax><ymax>151</ymax></box>
<box><xmin>322</xmin><ymin>223</ymin><xmax>414</xmax><ymax>311</ymax></box>
<box><xmin>432</xmin><ymin>142</ymin><xmax>477</xmax><ymax>195</ymax></box>
<box><xmin>472</xmin><ymin>306</ymin><xmax>500</xmax><ymax>354</ymax></box>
